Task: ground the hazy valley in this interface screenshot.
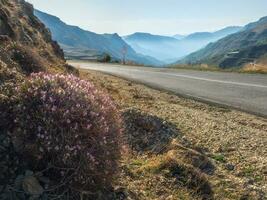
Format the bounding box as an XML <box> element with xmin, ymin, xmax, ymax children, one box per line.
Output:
<box><xmin>123</xmin><ymin>26</ymin><xmax>242</xmax><ymax>63</ymax></box>
<box><xmin>33</xmin><ymin>8</ymin><xmax>267</xmax><ymax>71</ymax></box>
<box><xmin>34</xmin><ymin>10</ymin><xmax>162</xmax><ymax>66</ymax></box>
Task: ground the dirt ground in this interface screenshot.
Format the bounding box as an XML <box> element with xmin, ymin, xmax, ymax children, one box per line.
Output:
<box><xmin>80</xmin><ymin>69</ymin><xmax>267</xmax><ymax>200</ymax></box>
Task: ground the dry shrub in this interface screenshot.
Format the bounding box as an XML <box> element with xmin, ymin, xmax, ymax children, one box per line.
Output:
<box><xmin>7</xmin><ymin>73</ymin><xmax>122</xmax><ymax>196</ymax></box>
<box><xmin>167</xmin><ymin>140</ymin><xmax>215</xmax><ymax>175</ymax></box>
<box><xmin>141</xmin><ymin>156</ymin><xmax>214</xmax><ymax>200</ymax></box>
<box><xmin>243</xmin><ymin>63</ymin><xmax>267</xmax><ymax>73</ymax></box>
<box><xmin>0</xmin><ymin>93</ymin><xmax>13</xmax><ymax>133</ymax></box>
<box><xmin>0</xmin><ymin>62</ymin><xmax>21</xmax><ymax>85</ymax></box>
<box><xmin>10</xmin><ymin>44</ymin><xmax>46</xmax><ymax>74</ymax></box>
<box><xmin>161</xmin><ymin>158</ymin><xmax>214</xmax><ymax>200</ymax></box>
<box><xmin>122</xmin><ymin>109</ymin><xmax>179</xmax><ymax>154</ymax></box>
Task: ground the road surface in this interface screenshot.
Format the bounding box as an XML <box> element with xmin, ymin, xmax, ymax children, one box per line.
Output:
<box><xmin>69</xmin><ymin>61</ymin><xmax>267</xmax><ymax>117</ymax></box>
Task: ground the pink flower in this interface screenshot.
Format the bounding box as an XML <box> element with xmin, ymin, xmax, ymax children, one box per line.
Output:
<box><xmin>60</xmin><ymin>171</ymin><xmax>65</xmax><ymax>176</ymax></box>
<box><xmin>52</xmin><ymin>106</ymin><xmax>57</xmax><ymax>112</ymax></box>
<box><xmin>83</xmin><ymin>111</ymin><xmax>87</xmax><ymax>116</ymax></box>
<box><xmin>14</xmin><ymin>72</ymin><xmax>122</xmax><ymax>187</ymax></box>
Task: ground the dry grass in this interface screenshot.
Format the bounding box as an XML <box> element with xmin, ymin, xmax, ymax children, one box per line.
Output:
<box><xmin>171</xmin><ymin>63</ymin><xmax>267</xmax><ymax>74</ymax></box>
<box><xmin>80</xmin><ymin>69</ymin><xmax>267</xmax><ymax>200</ymax></box>
<box><xmin>243</xmin><ymin>63</ymin><xmax>267</xmax><ymax>73</ymax></box>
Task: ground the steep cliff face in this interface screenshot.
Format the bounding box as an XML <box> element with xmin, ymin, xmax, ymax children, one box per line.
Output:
<box><xmin>0</xmin><ymin>0</ymin><xmax>73</xmax><ymax>87</ymax></box>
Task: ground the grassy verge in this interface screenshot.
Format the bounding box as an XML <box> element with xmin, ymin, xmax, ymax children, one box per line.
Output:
<box><xmin>170</xmin><ymin>64</ymin><xmax>267</xmax><ymax>74</ymax></box>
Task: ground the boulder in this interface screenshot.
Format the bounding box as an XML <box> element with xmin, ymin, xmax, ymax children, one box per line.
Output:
<box><xmin>22</xmin><ymin>176</ymin><xmax>44</xmax><ymax>196</ymax></box>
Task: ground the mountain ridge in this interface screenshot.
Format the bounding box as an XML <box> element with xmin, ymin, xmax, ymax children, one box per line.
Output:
<box><xmin>178</xmin><ymin>17</ymin><xmax>267</xmax><ymax>68</ymax></box>
<box><xmin>34</xmin><ymin>10</ymin><xmax>162</xmax><ymax>66</ymax></box>
<box><xmin>123</xmin><ymin>27</ymin><xmax>242</xmax><ymax>63</ymax></box>
<box><xmin>184</xmin><ymin>26</ymin><xmax>242</xmax><ymax>40</ymax></box>
<box><xmin>124</xmin><ymin>32</ymin><xmax>179</xmax><ymax>42</ymax></box>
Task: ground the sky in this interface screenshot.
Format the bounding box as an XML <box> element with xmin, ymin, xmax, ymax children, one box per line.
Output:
<box><xmin>26</xmin><ymin>0</ymin><xmax>267</xmax><ymax>36</ymax></box>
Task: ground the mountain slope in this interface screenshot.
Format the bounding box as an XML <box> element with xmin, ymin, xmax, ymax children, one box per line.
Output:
<box><xmin>184</xmin><ymin>26</ymin><xmax>242</xmax><ymax>41</ymax></box>
<box><xmin>174</xmin><ymin>26</ymin><xmax>243</xmax><ymax>58</ymax></box>
<box><xmin>0</xmin><ymin>0</ymin><xmax>71</xmax><ymax>84</ymax></box>
<box><xmin>34</xmin><ymin>10</ymin><xmax>161</xmax><ymax>66</ymax></box>
<box><xmin>173</xmin><ymin>34</ymin><xmax>185</xmax><ymax>40</ymax></box>
<box><xmin>123</xmin><ymin>33</ymin><xmax>182</xmax><ymax>62</ymax></box>
<box><xmin>179</xmin><ymin>17</ymin><xmax>267</xmax><ymax>68</ymax></box>
<box><xmin>124</xmin><ymin>27</ymin><xmax>242</xmax><ymax>63</ymax></box>
<box><xmin>124</xmin><ymin>32</ymin><xmax>178</xmax><ymax>43</ymax></box>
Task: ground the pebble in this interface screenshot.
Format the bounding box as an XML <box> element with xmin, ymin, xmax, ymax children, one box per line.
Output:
<box><xmin>225</xmin><ymin>164</ymin><xmax>235</xmax><ymax>171</ymax></box>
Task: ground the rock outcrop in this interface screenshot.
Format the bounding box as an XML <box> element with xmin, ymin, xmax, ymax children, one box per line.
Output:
<box><xmin>0</xmin><ymin>0</ymin><xmax>75</xmax><ymax>85</ymax></box>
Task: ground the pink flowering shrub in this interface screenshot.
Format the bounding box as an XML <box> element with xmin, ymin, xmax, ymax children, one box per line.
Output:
<box><xmin>10</xmin><ymin>73</ymin><xmax>122</xmax><ymax>193</ymax></box>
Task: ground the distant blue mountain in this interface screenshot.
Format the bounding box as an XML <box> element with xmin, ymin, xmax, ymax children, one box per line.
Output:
<box><xmin>34</xmin><ymin>10</ymin><xmax>161</xmax><ymax>66</ymax></box>
<box><xmin>124</xmin><ymin>27</ymin><xmax>242</xmax><ymax>63</ymax></box>
<box><xmin>184</xmin><ymin>32</ymin><xmax>213</xmax><ymax>40</ymax></box>
<box><xmin>124</xmin><ymin>33</ymin><xmax>178</xmax><ymax>43</ymax></box>
<box><xmin>123</xmin><ymin>33</ymin><xmax>183</xmax><ymax>63</ymax></box>
<box><xmin>177</xmin><ymin>17</ymin><xmax>267</xmax><ymax>68</ymax></box>
<box><xmin>184</xmin><ymin>26</ymin><xmax>242</xmax><ymax>41</ymax></box>
<box><xmin>173</xmin><ymin>34</ymin><xmax>186</xmax><ymax>40</ymax></box>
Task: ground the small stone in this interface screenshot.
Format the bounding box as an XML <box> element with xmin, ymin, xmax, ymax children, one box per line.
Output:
<box><xmin>166</xmin><ymin>195</ymin><xmax>173</xmax><ymax>200</ymax></box>
<box><xmin>225</xmin><ymin>164</ymin><xmax>235</xmax><ymax>171</ymax></box>
<box><xmin>15</xmin><ymin>175</ymin><xmax>24</xmax><ymax>189</ymax></box>
<box><xmin>0</xmin><ymin>134</ymin><xmax>6</xmax><ymax>141</ymax></box>
<box><xmin>0</xmin><ymin>146</ymin><xmax>6</xmax><ymax>153</ymax></box>
<box><xmin>243</xmin><ymin>178</ymin><xmax>254</xmax><ymax>187</ymax></box>
<box><xmin>2</xmin><ymin>139</ymin><xmax>10</xmax><ymax>148</ymax></box>
<box><xmin>114</xmin><ymin>186</ymin><xmax>128</xmax><ymax>199</ymax></box>
<box><xmin>38</xmin><ymin>176</ymin><xmax>50</xmax><ymax>184</ymax></box>
<box><xmin>22</xmin><ymin>176</ymin><xmax>44</xmax><ymax>196</ymax></box>
<box><xmin>0</xmin><ymin>185</ymin><xmax>4</xmax><ymax>192</ymax></box>
<box><xmin>25</xmin><ymin>170</ymin><xmax>34</xmax><ymax>176</ymax></box>
<box><xmin>12</xmin><ymin>137</ymin><xmax>24</xmax><ymax>152</ymax></box>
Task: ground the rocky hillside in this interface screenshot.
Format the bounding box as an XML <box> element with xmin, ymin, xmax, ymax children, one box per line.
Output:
<box><xmin>0</xmin><ymin>0</ymin><xmax>74</xmax><ymax>88</ymax></box>
<box><xmin>178</xmin><ymin>16</ymin><xmax>267</xmax><ymax>68</ymax></box>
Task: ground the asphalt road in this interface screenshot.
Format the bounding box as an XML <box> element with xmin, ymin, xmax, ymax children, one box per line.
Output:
<box><xmin>69</xmin><ymin>61</ymin><xmax>267</xmax><ymax>117</ymax></box>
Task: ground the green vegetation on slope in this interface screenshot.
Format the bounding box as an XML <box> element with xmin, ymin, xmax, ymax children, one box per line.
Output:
<box><xmin>179</xmin><ymin>16</ymin><xmax>267</xmax><ymax>69</ymax></box>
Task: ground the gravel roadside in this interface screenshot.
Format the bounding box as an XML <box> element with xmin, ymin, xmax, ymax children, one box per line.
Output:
<box><xmin>80</xmin><ymin>69</ymin><xmax>267</xmax><ymax>199</ymax></box>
